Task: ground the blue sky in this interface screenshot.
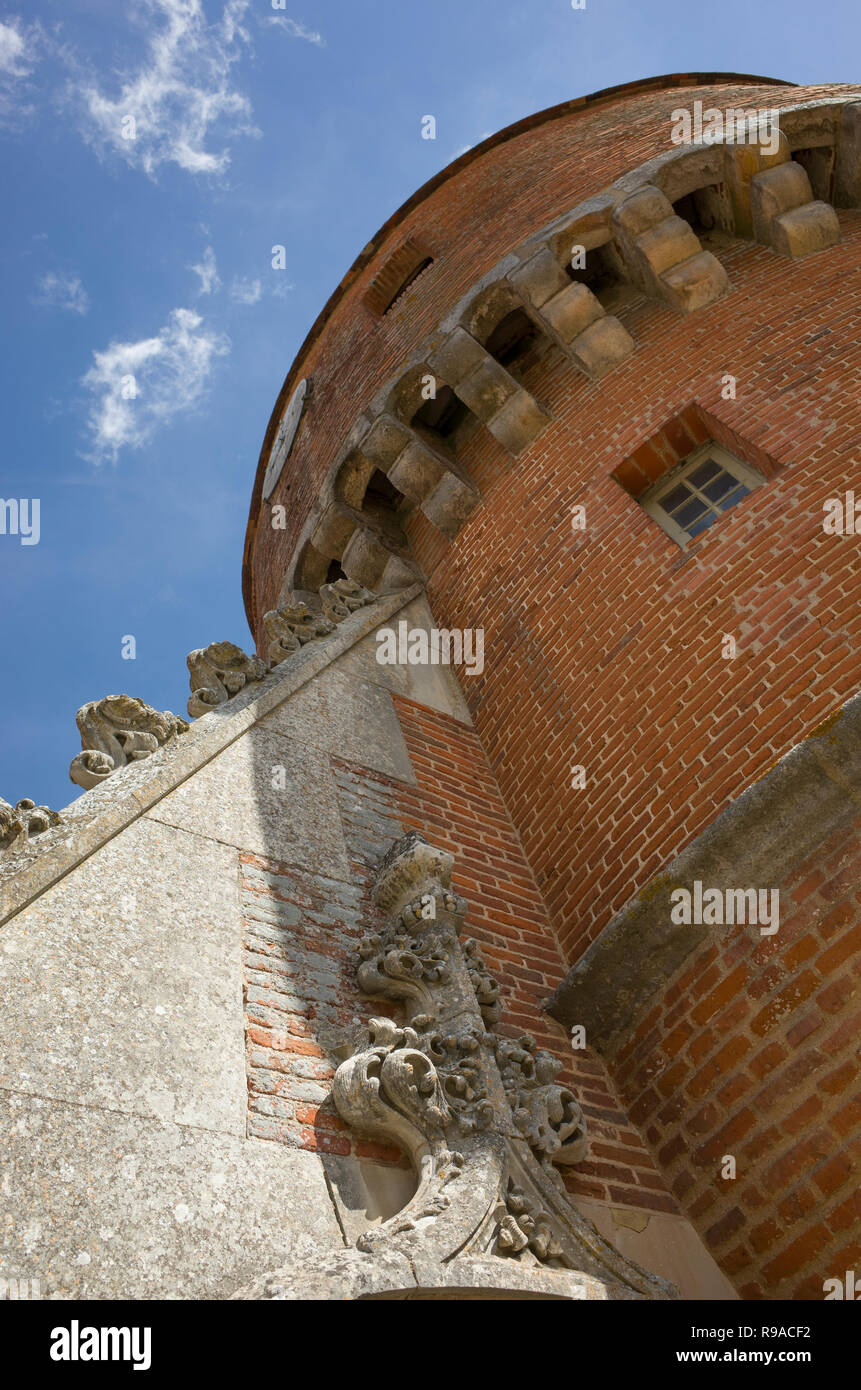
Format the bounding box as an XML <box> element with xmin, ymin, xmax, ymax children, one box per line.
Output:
<box><xmin>1</xmin><ymin>0</ymin><xmax>859</xmax><ymax>813</ymax></box>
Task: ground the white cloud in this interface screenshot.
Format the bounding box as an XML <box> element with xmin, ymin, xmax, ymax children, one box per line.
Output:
<box><xmin>0</xmin><ymin>16</ymin><xmax>40</xmax><ymax>125</ymax></box>
<box><xmin>190</xmin><ymin>245</ymin><xmax>220</xmax><ymax>294</ymax></box>
<box><xmin>229</xmin><ymin>276</ymin><xmax>261</xmax><ymax>305</ymax></box>
<box><xmin>82</xmin><ymin>307</ymin><xmax>229</xmax><ymax>463</ymax></box>
<box><xmin>33</xmin><ymin>271</ymin><xmax>90</xmax><ymax>315</ymax></box>
<box><xmin>71</xmin><ymin>0</ymin><xmax>258</xmax><ymax>178</ymax></box>
<box><xmin>264</xmin><ymin>15</ymin><xmax>324</xmax><ymax>46</ymax></box>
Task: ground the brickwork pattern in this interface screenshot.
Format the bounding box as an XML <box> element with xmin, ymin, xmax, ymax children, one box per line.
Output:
<box><xmin>240</xmin><ymin>692</ymin><xmax>676</xmax><ymax>1213</ymax></box>
<box><xmin>610</xmin><ymin>810</ymin><xmax>861</xmax><ymax>1298</ymax></box>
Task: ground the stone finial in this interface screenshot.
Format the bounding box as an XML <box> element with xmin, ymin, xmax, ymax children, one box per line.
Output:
<box><xmin>69</xmin><ymin>695</ymin><xmax>189</xmax><ymax>790</ymax></box>
<box><xmin>0</xmin><ymin>797</ymin><xmax>62</xmax><ymax>850</ymax></box>
<box><xmin>186</xmin><ymin>642</ymin><xmax>267</xmax><ymax>719</ymax></box>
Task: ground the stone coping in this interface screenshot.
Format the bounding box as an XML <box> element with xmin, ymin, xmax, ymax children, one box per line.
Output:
<box><xmin>547</xmin><ymin>687</ymin><xmax>861</xmax><ymax>1054</ymax></box>
<box><xmin>0</xmin><ymin>585</ymin><xmax>423</xmax><ymax>928</ymax></box>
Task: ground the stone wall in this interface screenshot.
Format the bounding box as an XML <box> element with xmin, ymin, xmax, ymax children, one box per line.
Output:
<box><xmin>0</xmin><ymin>591</ymin><xmax>730</xmax><ymax>1299</ymax></box>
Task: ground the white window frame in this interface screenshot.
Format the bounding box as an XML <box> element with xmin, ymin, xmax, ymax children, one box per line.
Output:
<box><xmin>640</xmin><ymin>442</ymin><xmax>765</xmax><ymax>548</ymax></box>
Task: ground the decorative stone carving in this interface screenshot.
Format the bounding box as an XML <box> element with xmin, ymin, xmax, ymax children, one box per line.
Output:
<box><xmin>69</xmin><ymin>695</ymin><xmax>189</xmax><ymax>789</ymax></box>
<box><xmin>234</xmin><ymin>831</ymin><xmax>677</xmax><ymax>1301</ymax></box>
<box><xmin>319</xmin><ymin>577</ymin><xmax>375</xmax><ymax>624</ymax></box>
<box><xmin>494</xmin><ymin>1032</ymin><xmax>588</xmax><ymax>1169</ymax></box>
<box><xmin>0</xmin><ymin>797</ymin><xmax>61</xmax><ymax>850</ymax></box>
<box><xmin>263</xmin><ymin>603</ymin><xmax>335</xmax><ymax>667</ymax></box>
<box><xmin>186</xmin><ymin>642</ymin><xmax>267</xmax><ymax>719</ymax></box>
<box><xmin>464</xmin><ymin>936</ymin><xmax>502</xmax><ymax>1025</ymax></box>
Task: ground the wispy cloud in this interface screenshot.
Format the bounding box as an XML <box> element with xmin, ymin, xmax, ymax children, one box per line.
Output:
<box><xmin>229</xmin><ymin>275</ymin><xmax>261</xmax><ymax>305</ymax></box>
<box><xmin>82</xmin><ymin>307</ymin><xmax>229</xmax><ymax>463</ymax></box>
<box><xmin>263</xmin><ymin>15</ymin><xmax>324</xmax><ymax>46</ymax></box>
<box><xmin>0</xmin><ymin>16</ymin><xmax>41</xmax><ymax>125</ymax></box>
<box><xmin>189</xmin><ymin>244</ymin><xmax>220</xmax><ymax>294</ymax></box>
<box><xmin>33</xmin><ymin>270</ymin><xmax>90</xmax><ymax>315</ymax></box>
<box><xmin>70</xmin><ymin>0</ymin><xmax>258</xmax><ymax>178</ymax></box>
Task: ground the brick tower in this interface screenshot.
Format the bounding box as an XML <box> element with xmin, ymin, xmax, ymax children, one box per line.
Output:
<box><xmin>2</xmin><ymin>74</ymin><xmax>859</xmax><ymax>1302</ymax></box>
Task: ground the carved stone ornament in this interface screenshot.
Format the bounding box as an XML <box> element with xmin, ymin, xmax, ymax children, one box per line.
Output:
<box><xmin>69</xmin><ymin>695</ymin><xmax>189</xmax><ymax>790</ymax></box>
<box><xmin>233</xmin><ymin>832</ymin><xmax>678</xmax><ymax>1301</ymax></box>
<box><xmin>189</xmin><ymin>580</ymin><xmax>376</xmax><ymax>714</ymax></box>
<box><xmin>186</xmin><ymin>642</ymin><xmax>268</xmax><ymax>719</ymax></box>
<box><xmin>0</xmin><ymin>797</ymin><xmax>62</xmax><ymax>851</ymax></box>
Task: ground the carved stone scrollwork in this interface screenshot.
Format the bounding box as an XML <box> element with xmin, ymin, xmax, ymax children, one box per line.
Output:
<box><xmin>69</xmin><ymin>695</ymin><xmax>189</xmax><ymax>789</ymax></box>
<box><xmin>186</xmin><ymin>642</ymin><xmax>267</xmax><ymax>719</ymax></box>
<box><xmin>263</xmin><ymin>603</ymin><xmax>335</xmax><ymax>668</ymax></box>
<box><xmin>0</xmin><ymin>797</ymin><xmax>62</xmax><ymax>850</ymax></box>
<box><xmin>497</xmin><ymin>1180</ymin><xmax>564</xmax><ymax>1264</ymax></box>
<box><xmin>494</xmin><ymin>1032</ymin><xmax>588</xmax><ymax>1169</ymax></box>
<box><xmin>464</xmin><ymin>937</ymin><xmax>502</xmax><ymax>1026</ymax></box>
<box><xmin>320</xmin><ymin>577</ymin><xmax>375</xmax><ymax>624</ymax></box>
<box><xmin>233</xmin><ymin>831</ymin><xmax>678</xmax><ymax>1301</ymax></box>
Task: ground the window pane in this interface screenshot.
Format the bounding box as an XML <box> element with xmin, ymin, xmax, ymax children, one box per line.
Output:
<box><xmin>661</xmin><ymin>484</ymin><xmax>693</xmax><ymax>513</ymax></box>
<box><xmin>688</xmin><ymin>458</ymin><xmax>721</xmax><ymax>489</ymax></box>
<box><xmin>687</xmin><ymin>511</ymin><xmax>718</xmax><ymax>538</ymax></box>
<box><xmin>715</xmin><ymin>483</ymin><xmax>750</xmax><ymax>512</ymax></box>
<box><xmin>702</xmin><ymin>471</ymin><xmax>737</xmax><ymax>503</ymax></box>
<box><xmin>673</xmin><ymin>498</ymin><xmax>711</xmax><ymax>530</ymax></box>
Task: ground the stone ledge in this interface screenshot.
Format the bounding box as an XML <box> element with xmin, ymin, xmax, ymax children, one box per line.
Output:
<box><xmin>547</xmin><ymin>687</ymin><xmax>861</xmax><ymax>1054</ymax></box>
<box><xmin>0</xmin><ymin>584</ymin><xmax>423</xmax><ymax>929</ymax></box>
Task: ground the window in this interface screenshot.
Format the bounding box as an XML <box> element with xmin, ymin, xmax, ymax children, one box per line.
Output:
<box><xmin>365</xmin><ymin>239</ymin><xmax>434</xmax><ymax>316</ymax></box>
<box><xmin>640</xmin><ymin>443</ymin><xmax>764</xmax><ymax>546</ymax></box>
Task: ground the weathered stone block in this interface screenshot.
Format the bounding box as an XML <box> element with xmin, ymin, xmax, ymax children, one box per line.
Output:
<box><xmin>750</xmin><ymin>160</ymin><xmax>813</xmax><ymax>225</ymax></box>
<box><xmin>486</xmin><ymin>387</ymin><xmax>551</xmax><ymax>454</ymax></box>
<box><xmin>661</xmin><ymin>250</ymin><xmax>730</xmax><ymax>313</ymax></box>
<box><xmin>420</xmin><ymin>470</ymin><xmax>480</xmax><ymax>536</ymax></box>
<box><xmin>311</xmin><ymin>501</ymin><xmax>358</xmax><ymax>557</ymax></box>
<box><xmin>770</xmin><ymin>202</ymin><xmax>841</xmax><ymax>257</ymax></box>
<box><xmin>541</xmin><ymin>281</ymin><xmax>604</xmax><ymax>343</ymax></box>
<box><xmin>0</xmin><ymin>1090</ymin><xmax>343</xmax><ymax>1299</ymax></box>
<box><xmin>0</xmin><ymin>818</ymin><xmax>245</xmax><ymax>1133</ymax></box>
<box><xmin>612</xmin><ymin>184</ymin><xmax>674</xmax><ymax>236</ymax></box>
<box><xmin>509</xmin><ymin>247</ymin><xmax>569</xmax><ymax>307</ymax></box>
<box><xmin>150</xmin><ymin>725</ymin><xmax>350</xmax><ymax>877</ymax></box>
<box><xmin>570</xmin><ymin>314</ymin><xmax>635</xmax><ymax>377</ymax></box>
<box><xmin>428</xmin><ymin>327</ymin><xmax>487</xmax><ymax>385</ymax></box>
<box><xmin>340</xmin><ymin>525</ymin><xmax>391</xmax><ymax>588</ymax></box>
<box><xmin>637</xmin><ymin>215</ymin><xmax>703</xmax><ymax>277</ymax></box>
<box><xmin>387</xmin><ymin>437</ymin><xmax>445</xmax><ymax>503</ymax></box>
<box><xmin>454</xmin><ymin>355</ymin><xmax>517</xmax><ymax>420</ymax></box>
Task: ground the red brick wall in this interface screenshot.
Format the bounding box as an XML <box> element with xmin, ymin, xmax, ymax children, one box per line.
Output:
<box><xmin>610</xmin><ymin>809</ymin><xmax>861</xmax><ymax>1298</ymax></box>
<box><xmin>244</xmin><ymin>78</ymin><xmax>856</xmax><ymax>630</ymax></box>
<box><xmin>419</xmin><ymin>221</ymin><xmax>861</xmax><ymax>967</ymax></box>
<box><xmin>241</xmin><ymin>692</ymin><xmax>676</xmax><ymax>1216</ymax></box>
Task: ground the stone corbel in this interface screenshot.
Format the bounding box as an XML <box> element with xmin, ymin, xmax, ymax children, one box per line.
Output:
<box><xmin>233</xmin><ymin>832</ymin><xmax>677</xmax><ymax>1300</ymax></box>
